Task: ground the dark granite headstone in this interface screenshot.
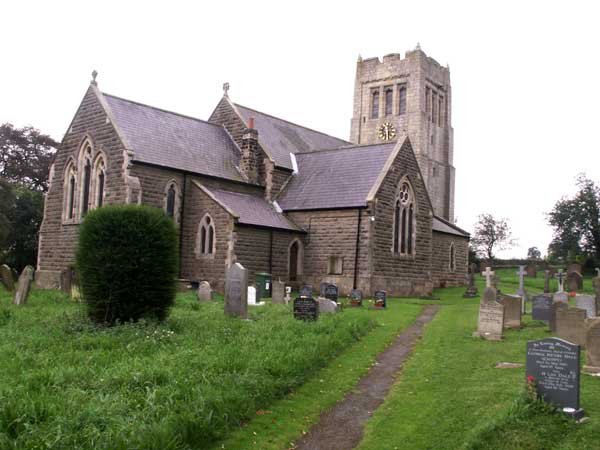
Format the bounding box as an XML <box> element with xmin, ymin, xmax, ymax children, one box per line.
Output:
<box><xmin>526</xmin><ymin>337</ymin><xmax>582</xmax><ymax>415</ymax></box>
<box><xmin>300</xmin><ymin>285</ymin><xmax>313</xmax><ymax>298</ymax></box>
<box><xmin>0</xmin><ymin>264</ymin><xmax>15</xmax><ymax>291</ymax></box>
<box><xmin>349</xmin><ymin>289</ymin><xmax>363</xmax><ymax>307</ymax></box>
<box><xmin>532</xmin><ymin>294</ymin><xmax>553</xmax><ymax>322</ymax></box>
<box><xmin>373</xmin><ymin>290</ymin><xmax>387</xmax><ymax>308</ymax></box>
<box><xmin>319</xmin><ymin>282</ymin><xmax>329</xmax><ymax>297</ymax></box>
<box><xmin>294</xmin><ymin>297</ymin><xmax>318</xmax><ymax>321</ymax></box>
<box><xmin>324</xmin><ymin>284</ymin><xmax>338</xmax><ymax>302</ymax></box>
<box><xmin>224</xmin><ymin>263</ymin><xmax>248</xmax><ymax>319</ymax></box>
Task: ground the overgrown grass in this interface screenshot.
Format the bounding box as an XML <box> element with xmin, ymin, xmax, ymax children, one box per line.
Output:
<box><xmin>0</xmin><ymin>286</ymin><xmax>375</xmax><ymax>450</ymax></box>
<box><xmin>356</xmin><ymin>273</ymin><xmax>600</xmax><ymax>450</ymax></box>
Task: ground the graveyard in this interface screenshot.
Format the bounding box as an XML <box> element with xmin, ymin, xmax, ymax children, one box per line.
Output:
<box><xmin>1</xmin><ymin>268</ymin><xmax>600</xmax><ymax>449</ymax></box>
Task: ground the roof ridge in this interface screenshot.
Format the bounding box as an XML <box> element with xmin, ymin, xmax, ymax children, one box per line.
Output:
<box><xmin>234</xmin><ymin>102</ymin><xmax>350</xmax><ymax>144</ymax></box>
<box><xmin>433</xmin><ymin>215</ymin><xmax>470</xmax><ymax>235</ymax></box>
<box><xmin>294</xmin><ymin>142</ymin><xmax>395</xmax><ymax>156</ymax></box>
<box><xmin>102</xmin><ymin>92</ymin><xmax>224</xmax><ymax>129</ymax></box>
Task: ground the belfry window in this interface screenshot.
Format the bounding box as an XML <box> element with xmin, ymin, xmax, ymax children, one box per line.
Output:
<box><xmin>371</xmin><ymin>89</ymin><xmax>379</xmax><ymax>119</ymax></box>
<box><xmin>393</xmin><ymin>181</ymin><xmax>416</xmax><ymax>256</ymax></box>
<box><xmin>398</xmin><ymin>85</ymin><xmax>407</xmax><ymax>115</ymax></box>
<box><xmin>385</xmin><ymin>87</ymin><xmax>393</xmax><ymax>116</ymax></box>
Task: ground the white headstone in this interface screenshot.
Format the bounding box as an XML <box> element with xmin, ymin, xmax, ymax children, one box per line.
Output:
<box><xmin>481</xmin><ymin>267</ymin><xmax>495</xmax><ymax>288</ymax></box>
<box><xmin>247</xmin><ymin>286</ymin><xmax>265</xmax><ymax>306</ymax></box>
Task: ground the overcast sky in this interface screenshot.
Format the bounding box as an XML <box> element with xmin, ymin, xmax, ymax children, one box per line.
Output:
<box><xmin>2</xmin><ymin>0</ymin><xmax>599</xmax><ymax>258</ymax></box>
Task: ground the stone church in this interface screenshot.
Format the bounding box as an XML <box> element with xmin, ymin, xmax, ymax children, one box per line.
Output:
<box><xmin>37</xmin><ymin>46</ymin><xmax>469</xmax><ymax>296</ymax></box>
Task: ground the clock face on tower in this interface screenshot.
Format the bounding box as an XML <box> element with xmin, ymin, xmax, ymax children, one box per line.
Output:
<box><xmin>377</xmin><ymin>122</ymin><xmax>396</xmax><ymax>141</ymax></box>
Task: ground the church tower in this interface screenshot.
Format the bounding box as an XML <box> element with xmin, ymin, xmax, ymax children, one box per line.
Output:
<box><xmin>349</xmin><ymin>46</ymin><xmax>455</xmax><ymax>222</ymax></box>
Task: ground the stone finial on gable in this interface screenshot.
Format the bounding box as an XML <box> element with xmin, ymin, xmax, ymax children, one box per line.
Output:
<box><xmin>223</xmin><ymin>82</ymin><xmax>230</xmax><ymax>97</ymax></box>
<box><xmin>415</xmin><ymin>42</ymin><xmax>421</xmax><ymax>51</ymax></box>
<box><xmin>91</xmin><ymin>70</ymin><xmax>98</xmax><ymax>86</ymax></box>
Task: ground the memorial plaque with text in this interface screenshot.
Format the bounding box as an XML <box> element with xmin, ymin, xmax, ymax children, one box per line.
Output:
<box><xmin>324</xmin><ymin>284</ymin><xmax>339</xmax><ymax>302</ymax></box>
<box><xmin>350</xmin><ymin>289</ymin><xmax>363</xmax><ymax>307</ymax></box>
<box><xmin>374</xmin><ymin>290</ymin><xmax>387</xmax><ymax>308</ymax></box>
<box><xmin>532</xmin><ymin>294</ymin><xmax>553</xmax><ymax>322</ymax></box>
<box><xmin>294</xmin><ymin>297</ymin><xmax>319</xmax><ymax>321</ymax></box>
<box><xmin>526</xmin><ymin>338</ymin><xmax>580</xmax><ymax>410</ymax></box>
<box><xmin>476</xmin><ymin>301</ymin><xmax>504</xmax><ymax>340</ymax></box>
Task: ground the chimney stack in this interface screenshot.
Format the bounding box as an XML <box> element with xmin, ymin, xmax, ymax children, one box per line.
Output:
<box><xmin>240</xmin><ymin>117</ymin><xmax>260</xmax><ymax>184</ymax></box>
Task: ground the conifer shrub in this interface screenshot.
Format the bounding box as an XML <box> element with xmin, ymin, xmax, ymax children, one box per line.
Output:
<box><xmin>76</xmin><ymin>205</ymin><xmax>178</xmax><ymax>325</ymax></box>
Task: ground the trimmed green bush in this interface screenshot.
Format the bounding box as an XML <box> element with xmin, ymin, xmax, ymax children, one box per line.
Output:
<box><xmin>76</xmin><ymin>205</ymin><xmax>178</xmax><ymax>324</ymax></box>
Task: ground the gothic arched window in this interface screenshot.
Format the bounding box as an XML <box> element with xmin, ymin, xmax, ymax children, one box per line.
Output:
<box><xmin>92</xmin><ymin>154</ymin><xmax>106</xmax><ymax>209</ymax></box>
<box><xmin>398</xmin><ymin>85</ymin><xmax>407</xmax><ymax>115</ymax></box>
<box><xmin>371</xmin><ymin>89</ymin><xmax>379</xmax><ymax>119</ymax></box>
<box><xmin>385</xmin><ymin>87</ymin><xmax>393</xmax><ymax>116</ymax></box>
<box><xmin>393</xmin><ymin>180</ymin><xmax>416</xmax><ymax>256</ymax></box>
<box><xmin>78</xmin><ymin>141</ymin><xmax>93</xmax><ymax>218</ymax></box>
<box><xmin>164</xmin><ymin>180</ymin><xmax>181</xmax><ymax>224</ymax></box>
<box><xmin>63</xmin><ymin>159</ymin><xmax>77</xmax><ymax>221</ymax></box>
<box><xmin>449</xmin><ymin>243</ymin><xmax>456</xmax><ymax>272</ymax></box>
<box><xmin>197</xmin><ymin>214</ymin><xmax>215</xmax><ymax>256</ymax></box>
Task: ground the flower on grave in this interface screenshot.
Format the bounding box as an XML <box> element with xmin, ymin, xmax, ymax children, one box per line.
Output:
<box><xmin>569</xmin><ymin>291</ymin><xmax>576</xmax><ymax>297</ymax></box>
<box><xmin>527</xmin><ymin>375</ymin><xmax>535</xmax><ymax>383</ymax></box>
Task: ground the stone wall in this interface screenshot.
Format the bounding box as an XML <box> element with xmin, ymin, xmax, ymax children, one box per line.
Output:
<box><xmin>431</xmin><ymin>232</ymin><xmax>469</xmax><ymax>287</ymax></box>
<box><xmin>37</xmin><ymin>86</ymin><xmax>131</xmax><ymax>288</ymax></box>
<box><xmin>371</xmin><ymin>138</ymin><xmax>434</xmax><ymax>296</ymax></box>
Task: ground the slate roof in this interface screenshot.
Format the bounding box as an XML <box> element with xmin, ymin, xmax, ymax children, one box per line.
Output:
<box><xmin>233</xmin><ymin>103</ymin><xmax>350</xmax><ymax>170</ymax></box>
<box><xmin>200</xmin><ymin>185</ymin><xmax>303</xmax><ymax>232</ymax></box>
<box><xmin>432</xmin><ymin>216</ymin><xmax>470</xmax><ymax>237</ymax></box>
<box><xmin>103</xmin><ymin>93</ymin><xmax>244</xmax><ymax>182</ymax></box>
<box><xmin>276</xmin><ymin>143</ymin><xmax>396</xmax><ymax>211</ymax></box>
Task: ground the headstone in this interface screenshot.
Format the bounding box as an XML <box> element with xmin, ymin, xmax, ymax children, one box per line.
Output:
<box><xmin>566</xmin><ymin>271</ymin><xmax>583</xmax><ymax>292</ymax></box>
<box><xmin>481</xmin><ymin>286</ymin><xmax>497</xmax><ymax>304</ymax></box>
<box><xmin>499</xmin><ymin>294</ymin><xmax>522</xmax><ymax>329</ymax></box>
<box><xmin>373</xmin><ymin>290</ymin><xmax>387</xmax><ymax>308</ymax></box>
<box><xmin>323</xmin><ymin>284</ymin><xmax>338</xmax><ymax>302</ymax></box>
<box><xmin>584</xmin><ymin>318</ymin><xmax>600</xmax><ymax>373</ymax></box>
<box><xmin>60</xmin><ymin>267</ymin><xmax>74</xmax><ymax>296</ymax></box>
<box><xmin>526</xmin><ymin>265</ymin><xmax>537</xmax><ymax>278</ymax></box>
<box><xmin>224</xmin><ymin>263</ymin><xmax>248</xmax><ymax>319</ymax></box>
<box><xmin>555</xmin><ymin>269</ymin><xmax>566</xmax><ymax>293</ymax></box>
<box><xmin>317</xmin><ymin>297</ymin><xmax>339</xmax><ymax>313</ymax></box>
<box><xmin>556</xmin><ymin>307</ymin><xmax>587</xmax><ymax>347</ymax></box>
<box><xmin>553</xmin><ymin>291</ymin><xmax>569</xmax><ymax>304</ymax></box>
<box><xmin>299</xmin><ymin>285</ymin><xmax>313</xmax><ymax>298</ymax></box>
<box><xmin>463</xmin><ymin>263</ymin><xmax>479</xmax><ymax>298</ymax></box>
<box><xmin>568</xmin><ymin>263</ymin><xmax>583</xmax><ymax>275</ymax></box>
<box><xmin>575</xmin><ymin>295</ymin><xmax>596</xmax><ymax>318</ymax></box>
<box><xmin>284</xmin><ymin>286</ymin><xmax>292</xmax><ymax>304</ymax></box>
<box><xmin>319</xmin><ymin>282</ymin><xmax>329</xmax><ymax>297</ymax></box>
<box><xmin>0</xmin><ymin>264</ymin><xmax>15</xmax><ymax>291</ymax></box>
<box><xmin>293</xmin><ymin>296</ymin><xmax>318</xmax><ymax>321</ymax></box>
<box><xmin>526</xmin><ymin>338</ymin><xmax>583</xmax><ymax>416</ymax></box>
<box><xmin>544</xmin><ymin>270</ymin><xmax>551</xmax><ymax>294</ymax></box>
<box><xmin>474</xmin><ymin>300</ymin><xmax>504</xmax><ymax>340</ymax></box>
<box><xmin>594</xmin><ymin>270</ymin><xmax>600</xmax><ymax>314</ymax></box>
<box><xmin>481</xmin><ymin>267</ymin><xmax>495</xmax><ymax>288</ymax></box>
<box><xmin>515</xmin><ymin>265</ymin><xmax>528</xmax><ymax>313</ymax></box>
<box><xmin>13</xmin><ymin>266</ymin><xmax>34</xmax><ymax>306</ymax></box>
<box><xmin>197</xmin><ymin>281</ymin><xmax>212</xmax><ymax>302</ymax></box>
<box><xmin>349</xmin><ymin>289</ymin><xmax>363</xmax><ymax>307</ymax></box>
<box><xmin>272</xmin><ymin>280</ymin><xmax>286</xmax><ymax>304</ymax></box>
<box><xmin>247</xmin><ymin>285</ymin><xmax>265</xmax><ymax>306</ymax></box>
<box><xmin>549</xmin><ymin>302</ymin><xmax>569</xmax><ymax>332</ymax></box>
<box><xmin>532</xmin><ymin>294</ymin><xmax>553</xmax><ymax>322</ymax></box>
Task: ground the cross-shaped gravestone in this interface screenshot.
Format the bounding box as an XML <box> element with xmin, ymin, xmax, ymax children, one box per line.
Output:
<box><xmin>516</xmin><ymin>265</ymin><xmax>528</xmax><ymax>313</ymax></box>
<box><xmin>555</xmin><ymin>269</ymin><xmax>565</xmax><ymax>293</ymax></box>
<box><xmin>481</xmin><ymin>267</ymin><xmax>495</xmax><ymax>288</ymax></box>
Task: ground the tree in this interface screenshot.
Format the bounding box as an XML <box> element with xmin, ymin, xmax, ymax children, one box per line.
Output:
<box><xmin>547</xmin><ymin>174</ymin><xmax>600</xmax><ymax>262</ymax></box>
<box><xmin>471</xmin><ymin>213</ymin><xmax>515</xmax><ymax>260</ymax></box>
<box><xmin>0</xmin><ymin>178</ymin><xmax>15</xmax><ymax>249</ymax></box>
<box><xmin>0</xmin><ymin>123</ymin><xmax>58</xmax><ymax>192</ymax></box>
<box><xmin>527</xmin><ymin>246</ymin><xmax>541</xmax><ymax>260</ymax></box>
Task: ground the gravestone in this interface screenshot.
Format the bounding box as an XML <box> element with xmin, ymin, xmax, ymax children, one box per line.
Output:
<box><xmin>499</xmin><ymin>294</ymin><xmax>522</xmax><ymax>329</ymax></box>
<box><xmin>575</xmin><ymin>295</ymin><xmax>596</xmax><ymax>318</ymax></box>
<box><xmin>526</xmin><ymin>338</ymin><xmax>583</xmax><ymax>417</ymax></box>
<box><xmin>594</xmin><ymin>269</ymin><xmax>600</xmax><ymax>314</ymax></box>
<box><xmin>197</xmin><ymin>281</ymin><xmax>212</xmax><ymax>302</ymax></box>
<box><xmin>319</xmin><ymin>282</ymin><xmax>329</xmax><ymax>297</ymax></box>
<box><xmin>349</xmin><ymin>289</ymin><xmax>363</xmax><ymax>307</ymax></box>
<box><xmin>324</xmin><ymin>284</ymin><xmax>339</xmax><ymax>302</ymax></box>
<box><xmin>549</xmin><ymin>302</ymin><xmax>569</xmax><ymax>332</ymax></box>
<box><xmin>272</xmin><ymin>280</ymin><xmax>286</xmax><ymax>304</ymax></box>
<box><xmin>491</xmin><ymin>274</ymin><xmax>501</xmax><ymax>293</ymax></box>
<box><xmin>584</xmin><ymin>318</ymin><xmax>600</xmax><ymax>373</ymax></box>
<box><xmin>0</xmin><ymin>264</ymin><xmax>15</xmax><ymax>291</ymax></box>
<box><xmin>224</xmin><ymin>263</ymin><xmax>248</xmax><ymax>319</ymax></box>
<box><xmin>60</xmin><ymin>267</ymin><xmax>74</xmax><ymax>296</ymax></box>
<box><xmin>532</xmin><ymin>294</ymin><xmax>553</xmax><ymax>322</ymax></box>
<box><xmin>481</xmin><ymin>286</ymin><xmax>497</xmax><ymax>304</ymax></box>
<box><xmin>544</xmin><ymin>270</ymin><xmax>551</xmax><ymax>294</ymax></box>
<box><xmin>373</xmin><ymin>290</ymin><xmax>387</xmax><ymax>308</ymax></box>
<box><xmin>553</xmin><ymin>292</ymin><xmax>569</xmax><ymax>304</ymax></box>
<box><xmin>567</xmin><ymin>271</ymin><xmax>583</xmax><ymax>292</ymax></box>
<box><xmin>481</xmin><ymin>267</ymin><xmax>495</xmax><ymax>288</ymax></box>
<box><xmin>515</xmin><ymin>266</ymin><xmax>528</xmax><ymax>313</ymax></box>
<box><xmin>317</xmin><ymin>297</ymin><xmax>339</xmax><ymax>313</ymax></box>
<box><xmin>13</xmin><ymin>265</ymin><xmax>34</xmax><ymax>306</ymax></box>
<box><xmin>248</xmin><ymin>285</ymin><xmax>265</xmax><ymax>306</ymax></box>
<box><xmin>568</xmin><ymin>263</ymin><xmax>582</xmax><ymax>275</ymax></box>
<box><xmin>294</xmin><ymin>296</ymin><xmax>318</xmax><ymax>321</ymax></box>
<box><xmin>556</xmin><ymin>307</ymin><xmax>587</xmax><ymax>347</ymax></box>
<box><xmin>284</xmin><ymin>286</ymin><xmax>292</xmax><ymax>304</ymax></box>
<box><xmin>474</xmin><ymin>300</ymin><xmax>504</xmax><ymax>340</ymax></box>
<box><xmin>463</xmin><ymin>263</ymin><xmax>478</xmax><ymax>298</ymax></box>
<box><xmin>555</xmin><ymin>269</ymin><xmax>566</xmax><ymax>293</ymax></box>
<box><xmin>526</xmin><ymin>265</ymin><xmax>537</xmax><ymax>278</ymax></box>
<box><xmin>299</xmin><ymin>285</ymin><xmax>313</xmax><ymax>298</ymax></box>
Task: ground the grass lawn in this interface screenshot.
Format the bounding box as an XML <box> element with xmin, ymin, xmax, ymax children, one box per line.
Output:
<box><xmin>0</xmin><ymin>286</ymin><xmax>378</xmax><ymax>450</ymax></box>
<box><xmin>356</xmin><ymin>273</ymin><xmax>600</xmax><ymax>450</ymax></box>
